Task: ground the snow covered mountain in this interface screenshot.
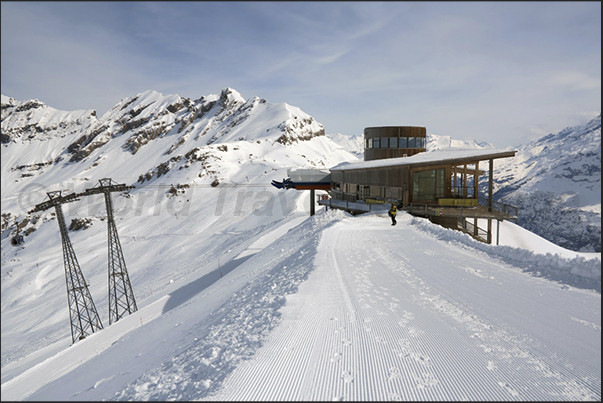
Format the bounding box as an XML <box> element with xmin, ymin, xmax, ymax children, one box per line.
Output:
<box><xmin>1</xmin><ymin>91</ymin><xmax>600</xmax><ymax>401</ymax></box>
<box><xmin>426</xmin><ymin>133</ymin><xmax>497</xmax><ymax>152</ymax></box>
<box><xmin>1</xmin><ymin>89</ymin><xmax>358</xmax><ymax>234</ymax></box>
<box><xmin>326</xmin><ymin>132</ymin><xmax>365</xmax><ymax>159</ymax></box>
<box><xmin>1</xmin><ymin>87</ymin><xmax>358</xmax><ymax>376</ymax></box>
<box><xmin>3</xmin><ymin>89</ymin><xmax>599</xmax><ymax>254</ymax></box>
<box><xmin>491</xmin><ymin>115</ymin><xmax>601</xmax><ymax>252</ymax></box>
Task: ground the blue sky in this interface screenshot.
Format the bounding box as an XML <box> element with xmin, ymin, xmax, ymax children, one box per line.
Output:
<box><xmin>1</xmin><ymin>1</ymin><xmax>600</xmax><ymax>148</ymax></box>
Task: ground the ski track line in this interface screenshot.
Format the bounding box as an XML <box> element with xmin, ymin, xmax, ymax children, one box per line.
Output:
<box><xmin>385</xmin><ymin>224</ymin><xmax>599</xmax><ymax>400</ymax></box>
<box><xmin>337</xmin><ymin>225</ymin><xmax>486</xmax><ymax>401</ymax></box>
<box><xmin>402</xmin><ymin>246</ymin><xmax>560</xmax><ymax>401</ymax></box>
<box><xmin>434</xmin><ymin>253</ymin><xmax>601</xmax><ymax>399</ymax></box>
<box><xmin>205</xmin><ymin>219</ymin><xmax>351</xmax><ymax>401</ymax></box>
<box><xmin>332</xmin><ymin>221</ymin><xmax>596</xmax><ymax>401</ymax></box>
<box><xmin>109</xmin><ymin>213</ymin><xmax>335</xmax><ymax>401</ymax></box>
<box><xmin>330</xmin><ymin>223</ymin><xmax>396</xmax><ymax>401</ymax></box>
<box><xmin>334</xmin><ymin>223</ymin><xmax>443</xmax><ymax>400</ymax></box>
<box><xmin>410</xmin><ymin>238</ymin><xmax>600</xmax><ymax>393</ymax></box>
<box><xmin>374</xmin><ymin>232</ymin><xmax>519</xmax><ymax>400</ymax></box>
<box><xmin>308</xmin><ymin>233</ymin><xmax>357</xmax><ymax>401</ymax></box>
<box><xmin>203</xmin><ymin>215</ymin><xmax>599</xmax><ymax>401</ymax></box>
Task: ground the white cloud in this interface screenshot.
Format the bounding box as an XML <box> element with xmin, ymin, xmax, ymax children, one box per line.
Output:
<box><xmin>550</xmin><ymin>72</ymin><xmax>601</xmax><ymax>91</ymax></box>
<box><xmin>1</xmin><ymin>1</ymin><xmax>600</xmax><ymax>148</ymax></box>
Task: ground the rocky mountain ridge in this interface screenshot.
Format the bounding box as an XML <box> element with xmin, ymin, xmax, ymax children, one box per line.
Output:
<box><xmin>0</xmin><ymin>89</ymin><xmax>356</xmax><ymax>239</ymax></box>
<box><xmin>2</xmin><ymin>91</ymin><xmax>600</xmax><ymax>251</ymax></box>
<box><xmin>491</xmin><ymin>114</ymin><xmax>601</xmax><ymax>252</ymax></box>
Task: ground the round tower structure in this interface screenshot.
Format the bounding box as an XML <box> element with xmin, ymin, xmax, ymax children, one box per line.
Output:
<box><xmin>364</xmin><ymin>126</ymin><xmax>427</xmax><ymax>161</ymax></box>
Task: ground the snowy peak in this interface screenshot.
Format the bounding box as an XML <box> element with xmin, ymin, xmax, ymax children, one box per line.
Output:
<box><xmin>0</xmin><ymin>88</ymin><xmax>357</xmax><ymax>222</ymax></box>
<box><xmin>61</xmin><ymin>87</ymin><xmax>326</xmax><ymax>162</ymax></box>
<box><xmin>491</xmin><ymin>114</ymin><xmax>601</xmax><ymax>252</ymax></box>
<box><xmin>494</xmin><ymin>114</ymin><xmax>601</xmax><ymax>202</ymax></box>
<box><xmin>217</xmin><ymin>86</ymin><xmax>246</xmax><ymax>105</ymax></box>
<box><xmin>326</xmin><ymin>133</ymin><xmax>365</xmax><ymax>159</ymax></box>
<box><xmin>1</xmin><ymin>94</ymin><xmax>97</xmax><ymax>144</ymax></box>
<box><xmin>427</xmin><ymin>133</ymin><xmax>496</xmax><ymax>151</ymax></box>
<box><xmin>533</xmin><ymin>114</ymin><xmax>601</xmax><ymax>150</ymax></box>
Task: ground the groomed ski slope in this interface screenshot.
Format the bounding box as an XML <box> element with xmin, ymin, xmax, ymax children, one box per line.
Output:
<box><xmin>3</xmin><ymin>209</ymin><xmax>600</xmax><ymax>401</ymax></box>
<box><xmin>207</xmin><ymin>212</ymin><xmax>600</xmax><ymax>401</ymax></box>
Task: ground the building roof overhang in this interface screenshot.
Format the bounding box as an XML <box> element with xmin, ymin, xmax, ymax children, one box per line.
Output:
<box><xmin>330</xmin><ymin>148</ymin><xmax>517</xmax><ymax>172</ymax></box>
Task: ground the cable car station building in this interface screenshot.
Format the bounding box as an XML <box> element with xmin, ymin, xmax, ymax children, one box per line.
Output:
<box><xmin>321</xmin><ymin>126</ymin><xmax>519</xmax><ymax>244</ymax></box>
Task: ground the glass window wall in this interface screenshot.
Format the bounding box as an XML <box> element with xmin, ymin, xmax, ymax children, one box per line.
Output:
<box><xmin>365</xmin><ymin>137</ymin><xmax>426</xmax><ymax>149</ymax></box>
<box><xmin>412</xmin><ymin>169</ymin><xmax>445</xmax><ymax>201</ymax></box>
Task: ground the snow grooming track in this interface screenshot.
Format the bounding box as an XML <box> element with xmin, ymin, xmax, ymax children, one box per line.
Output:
<box><xmin>111</xmin><ymin>209</ymin><xmax>348</xmax><ymax>400</ymax></box>
<box><xmin>205</xmin><ymin>212</ymin><xmax>600</xmax><ymax>401</ymax></box>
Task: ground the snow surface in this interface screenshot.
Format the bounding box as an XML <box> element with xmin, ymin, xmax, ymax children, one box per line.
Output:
<box><xmin>1</xmin><ymin>90</ymin><xmax>600</xmax><ymax>401</ymax></box>
<box><xmin>330</xmin><ymin>148</ymin><xmax>516</xmax><ymax>171</ymax></box>
<box><xmin>1</xmin><ymin>204</ymin><xmax>600</xmax><ymax>401</ymax></box>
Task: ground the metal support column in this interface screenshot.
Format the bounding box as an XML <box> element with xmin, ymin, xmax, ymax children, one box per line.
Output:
<box><xmin>30</xmin><ymin>191</ymin><xmax>103</xmax><ymax>343</ymax></box>
<box><xmin>487</xmin><ymin>159</ymin><xmax>494</xmax><ymax>244</ymax></box>
<box><xmin>488</xmin><ymin>159</ymin><xmax>494</xmax><ymax>213</ymax></box>
<box><xmin>82</xmin><ymin>179</ymin><xmax>137</xmax><ymax>325</ymax></box>
<box><xmin>310</xmin><ymin>189</ymin><xmax>315</xmax><ymax>216</ymax></box>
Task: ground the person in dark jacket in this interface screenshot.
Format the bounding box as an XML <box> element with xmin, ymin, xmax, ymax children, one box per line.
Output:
<box><xmin>388</xmin><ymin>204</ymin><xmax>398</xmax><ymax>226</ymax></box>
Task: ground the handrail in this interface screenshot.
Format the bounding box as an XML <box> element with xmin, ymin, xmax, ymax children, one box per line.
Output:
<box><xmin>477</xmin><ymin>196</ymin><xmax>518</xmax><ymax>217</ymax></box>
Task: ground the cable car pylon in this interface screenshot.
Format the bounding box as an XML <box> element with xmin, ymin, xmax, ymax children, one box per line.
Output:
<box><xmin>82</xmin><ymin>178</ymin><xmax>138</xmax><ymax>324</ymax></box>
<box><xmin>29</xmin><ymin>191</ymin><xmax>103</xmax><ymax>343</ymax></box>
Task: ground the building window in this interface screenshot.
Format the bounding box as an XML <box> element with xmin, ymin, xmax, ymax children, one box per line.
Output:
<box><xmin>366</xmin><ymin>136</ymin><xmax>425</xmax><ymax>149</ymax></box>
<box><xmin>412</xmin><ymin>169</ymin><xmax>445</xmax><ymax>201</ymax></box>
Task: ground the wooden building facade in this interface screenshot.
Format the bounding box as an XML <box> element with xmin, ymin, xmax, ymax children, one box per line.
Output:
<box><xmin>326</xmin><ymin>144</ymin><xmax>518</xmax><ymax>244</ymax></box>
<box><xmin>364</xmin><ymin>126</ymin><xmax>427</xmax><ymax>161</ymax></box>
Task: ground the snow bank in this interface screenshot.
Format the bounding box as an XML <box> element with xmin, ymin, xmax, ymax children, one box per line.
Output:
<box><xmin>408</xmin><ymin>214</ymin><xmax>601</xmax><ymax>292</ymax></box>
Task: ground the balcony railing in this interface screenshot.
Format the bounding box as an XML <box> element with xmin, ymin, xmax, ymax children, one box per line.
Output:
<box><xmin>478</xmin><ymin>196</ymin><xmax>518</xmax><ymax>218</ymax></box>
<box><xmin>451</xmin><ymin>186</ymin><xmax>476</xmax><ymax>198</ymax></box>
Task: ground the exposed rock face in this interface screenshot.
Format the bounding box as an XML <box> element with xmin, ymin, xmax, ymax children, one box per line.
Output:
<box><xmin>15</xmin><ymin>88</ymin><xmax>327</xmax><ymax>163</ymax></box>
<box><xmin>2</xmin><ymin>88</ymin><xmax>348</xmax><ymax>237</ymax></box>
<box><xmin>501</xmin><ymin>190</ymin><xmax>600</xmax><ymax>252</ymax></box>
<box><xmin>1</xmin><ymin>96</ymin><xmax>96</xmax><ymax>144</ymax></box>
<box><xmin>276</xmin><ymin>116</ymin><xmax>325</xmax><ymax>145</ymax></box>
<box><xmin>68</xmin><ymin>217</ymin><xmax>93</xmax><ymax>231</ymax></box>
<box><xmin>485</xmin><ymin>115</ymin><xmax>601</xmax><ymax>252</ymax></box>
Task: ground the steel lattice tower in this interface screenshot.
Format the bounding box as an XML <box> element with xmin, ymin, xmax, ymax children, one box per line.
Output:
<box><xmin>83</xmin><ymin>178</ymin><xmax>137</xmax><ymax>324</ymax></box>
<box><xmin>30</xmin><ymin>191</ymin><xmax>103</xmax><ymax>343</ymax></box>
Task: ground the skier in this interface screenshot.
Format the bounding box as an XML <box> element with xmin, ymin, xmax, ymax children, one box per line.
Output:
<box><xmin>388</xmin><ymin>203</ymin><xmax>398</xmax><ymax>226</ymax></box>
